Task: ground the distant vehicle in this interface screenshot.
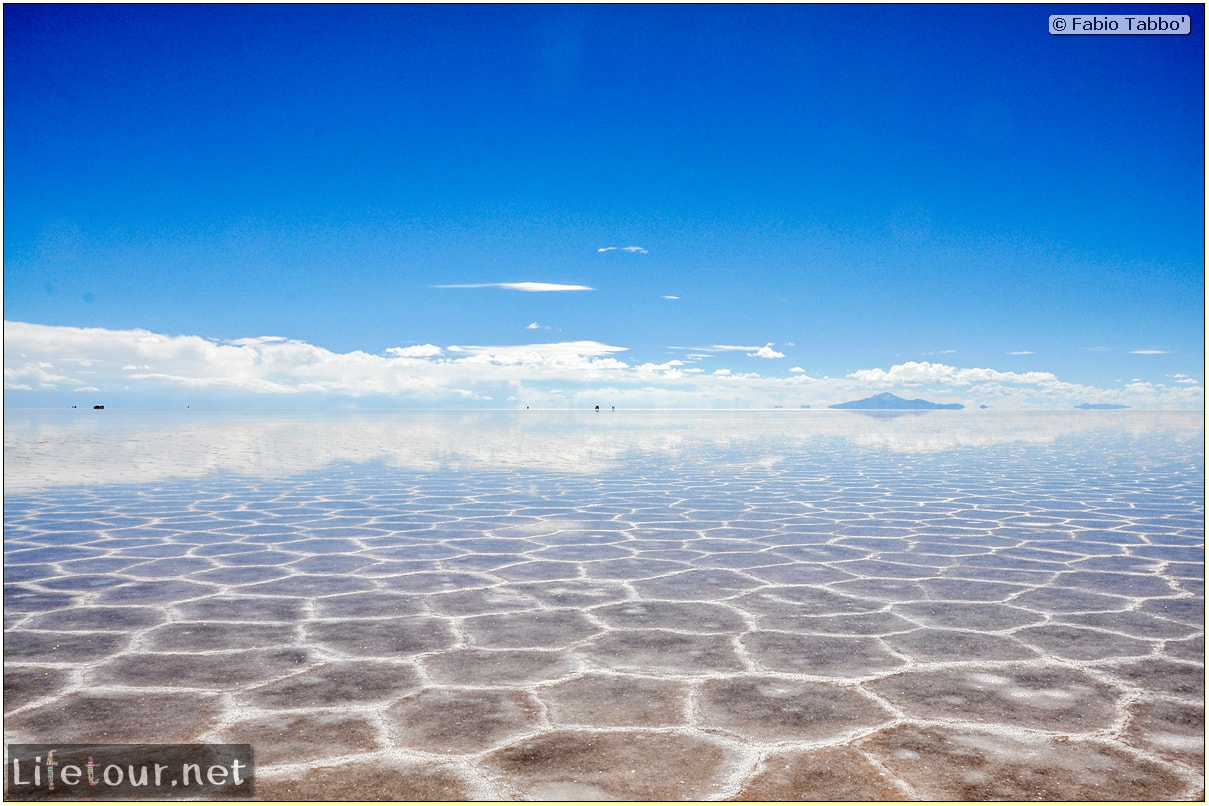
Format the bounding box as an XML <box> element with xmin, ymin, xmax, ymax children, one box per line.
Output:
<box><xmin>93</xmin><ymin>405</ymin><xmax>105</xmax><ymax>410</ymax></box>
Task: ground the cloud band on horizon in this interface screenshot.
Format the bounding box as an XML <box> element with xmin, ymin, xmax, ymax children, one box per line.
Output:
<box><xmin>3</xmin><ymin>322</ymin><xmax>1202</xmax><ymax>410</ymax></box>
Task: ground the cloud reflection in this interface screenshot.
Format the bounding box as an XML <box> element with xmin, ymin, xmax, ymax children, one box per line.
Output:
<box><xmin>4</xmin><ymin>410</ymin><xmax>1201</xmax><ymax>491</ymax></box>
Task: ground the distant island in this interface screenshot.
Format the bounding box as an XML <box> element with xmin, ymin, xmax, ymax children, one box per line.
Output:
<box><xmin>1075</xmin><ymin>402</ymin><xmax>1130</xmax><ymax>410</ymax></box>
<box><xmin>830</xmin><ymin>392</ymin><xmax>964</xmax><ymax>410</ymax></box>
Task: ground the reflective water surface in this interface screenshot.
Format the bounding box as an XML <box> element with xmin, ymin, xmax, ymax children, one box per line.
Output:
<box><xmin>4</xmin><ymin>410</ymin><xmax>1204</xmax><ymax>799</ymax></box>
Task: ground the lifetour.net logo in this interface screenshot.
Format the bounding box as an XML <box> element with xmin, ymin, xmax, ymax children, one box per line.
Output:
<box><xmin>6</xmin><ymin>744</ymin><xmax>254</xmax><ymax>800</ymax></box>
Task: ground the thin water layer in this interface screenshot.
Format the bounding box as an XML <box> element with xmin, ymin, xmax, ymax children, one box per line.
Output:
<box><xmin>3</xmin><ymin>410</ymin><xmax>1204</xmax><ymax>800</ymax></box>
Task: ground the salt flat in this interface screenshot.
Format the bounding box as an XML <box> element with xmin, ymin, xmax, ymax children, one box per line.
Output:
<box><xmin>4</xmin><ymin>409</ymin><xmax>1204</xmax><ymax>800</ymax></box>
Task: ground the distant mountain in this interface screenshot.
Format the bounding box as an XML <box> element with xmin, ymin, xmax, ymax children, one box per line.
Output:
<box><xmin>830</xmin><ymin>392</ymin><xmax>964</xmax><ymax>410</ymax></box>
<box><xmin>1075</xmin><ymin>402</ymin><xmax>1130</xmax><ymax>410</ymax></box>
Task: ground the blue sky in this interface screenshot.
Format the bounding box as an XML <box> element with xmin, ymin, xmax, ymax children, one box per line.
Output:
<box><xmin>4</xmin><ymin>4</ymin><xmax>1204</xmax><ymax>408</ymax></box>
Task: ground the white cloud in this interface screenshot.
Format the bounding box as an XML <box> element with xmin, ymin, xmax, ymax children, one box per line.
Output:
<box><xmin>749</xmin><ymin>344</ymin><xmax>785</xmax><ymax>359</ymax></box>
<box><xmin>790</xmin><ymin>367</ymin><xmax>805</xmax><ymax>373</ymax></box>
<box><xmin>435</xmin><ymin>282</ymin><xmax>593</xmax><ymax>292</ymax></box>
<box><xmin>598</xmin><ymin>246</ymin><xmax>648</xmax><ymax>254</ymax></box>
<box><xmin>4</xmin><ymin>322</ymin><xmax>1201</xmax><ymax>411</ymax></box>
<box><xmin>3</xmin><ymin>322</ymin><xmax>624</xmax><ymax>404</ymax></box>
<box><xmin>662</xmin><ymin>295</ymin><xmax>679</xmax><ymax>300</ymax></box>
<box><xmin>849</xmin><ymin>361</ymin><xmax>1060</xmax><ymax>386</ymax></box>
<box><xmin>1008</xmin><ymin>351</ymin><xmax>1035</xmax><ymax>356</ymax></box>
<box><xmin>1129</xmin><ymin>349</ymin><xmax>1170</xmax><ymax>355</ymax></box>
<box><xmin>526</xmin><ymin>323</ymin><xmax>541</xmax><ymax>330</ymax></box>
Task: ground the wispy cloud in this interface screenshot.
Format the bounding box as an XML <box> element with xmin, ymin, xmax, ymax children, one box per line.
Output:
<box><xmin>1129</xmin><ymin>349</ymin><xmax>1170</xmax><ymax>355</ymax></box>
<box><xmin>698</xmin><ymin>343</ymin><xmax>785</xmax><ymax>359</ymax></box>
<box><xmin>1008</xmin><ymin>351</ymin><xmax>1035</xmax><ymax>356</ymax></box>
<box><xmin>4</xmin><ymin>323</ymin><xmax>1202</xmax><ymax>410</ymax></box>
<box><xmin>386</xmin><ymin>344</ymin><xmax>443</xmax><ymax>358</ymax></box>
<box><xmin>662</xmin><ymin>295</ymin><xmax>679</xmax><ymax>300</ymax></box>
<box><xmin>434</xmin><ymin>282</ymin><xmax>593</xmax><ymax>293</ymax></box>
<box><xmin>705</xmin><ymin>345</ymin><xmax>759</xmax><ymax>353</ymax></box>
<box><xmin>598</xmin><ymin>246</ymin><xmax>648</xmax><ymax>254</ymax></box>
<box><xmin>444</xmin><ymin>341</ymin><xmax>629</xmax><ymax>369</ymax></box>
